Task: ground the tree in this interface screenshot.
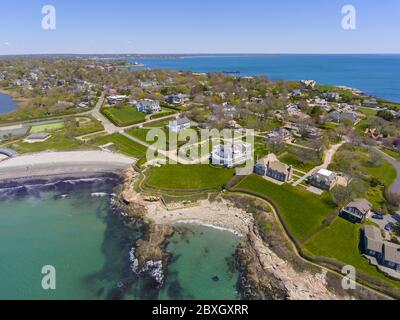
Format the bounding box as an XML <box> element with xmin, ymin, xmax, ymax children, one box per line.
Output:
<box><xmin>331</xmin><ymin>186</ymin><xmax>353</xmax><ymax>207</ymax></box>
<box><xmin>384</xmin><ymin>190</ymin><xmax>400</xmax><ymax>212</ymax></box>
<box><xmin>377</xmin><ymin>110</ymin><xmax>395</xmax><ymax>122</ymax></box>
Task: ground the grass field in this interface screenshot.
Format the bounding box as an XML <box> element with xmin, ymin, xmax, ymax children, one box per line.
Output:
<box><xmin>101</xmin><ymin>105</ymin><xmax>147</xmax><ymax>127</ymax></box>
<box><xmin>30</xmin><ymin>122</ymin><xmax>64</xmax><ymax>133</ymax></box>
<box><xmin>234</xmin><ymin>174</ymin><xmax>336</xmax><ymax>241</ymax></box>
<box><xmin>12</xmin><ymin>132</ymin><xmax>87</xmax><ymax>153</ymax></box>
<box><xmin>279</xmin><ymin>152</ymin><xmax>319</xmax><ymax>172</ymax></box>
<box><xmin>358</xmin><ymin>107</ymin><xmax>378</xmax><ymax>117</ymax></box>
<box><xmin>145</xmin><ymin>164</ymin><xmax>235</xmax><ymax>191</ymax></box>
<box><xmin>92</xmin><ymin>133</ymin><xmax>147</xmax><ymax>159</ymax></box>
<box><xmin>363</xmin><ymin>158</ymin><xmax>397</xmax><ymax>187</ymax></box>
<box><xmin>380</xmin><ymin>147</ymin><xmax>400</xmax><ymax>162</ymax></box>
<box><xmin>71</xmin><ymin>117</ymin><xmax>104</xmax><ymax>137</ymax></box>
<box><xmin>303</xmin><ymin>218</ymin><xmax>400</xmax><ymax>288</ymax></box>
<box><xmin>150</xmin><ymin>108</ymin><xmax>177</xmax><ymax>120</ymax></box>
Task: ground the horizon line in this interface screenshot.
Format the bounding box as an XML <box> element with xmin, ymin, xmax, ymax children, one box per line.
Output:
<box><xmin>1</xmin><ymin>52</ymin><xmax>400</xmax><ymax>57</ymax></box>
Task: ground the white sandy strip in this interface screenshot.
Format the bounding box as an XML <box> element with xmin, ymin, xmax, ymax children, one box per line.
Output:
<box><xmin>0</xmin><ymin>151</ymin><xmax>135</xmax><ymax>180</ymax></box>
<box><xmin>146</xmin><ymin>199</ymin><xmax>253</xmax><ymax>237</ymax></box>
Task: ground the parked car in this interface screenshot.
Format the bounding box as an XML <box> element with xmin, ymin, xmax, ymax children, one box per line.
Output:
<box><xmin>385</xmin><ymin>223</ymin><xmax>395</xmax><ymax>231</ymax></box>
<box><xmin>392</xmin><ymin>214</ymin><xmax>400</xmax><ymax>223</ymax></box>
<box><xmin>372</xmin><ymin>214</ymin><xmax>384</xmax><ymax>220</ymax></box>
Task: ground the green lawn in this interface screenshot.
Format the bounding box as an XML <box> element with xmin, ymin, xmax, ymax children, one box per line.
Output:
<box><xmin>101</xmin><ymin>105</ymin><xmax>147</xmax><ymax>126</ymax></box>
<box><xmin>145</xmin><ymin>164</ymin><xmax>235</xmax><ymax>191</ymax></box>
<box><xmin>70</xmin><ymin>117</ymin><xmax>104</xmax><ymax>137</ymax></box>
<box><xmin>145</xmin><ymin>119</ymin><xmax>170</xmax><ymax>128</ymax></box>
<box><xmin>358</xmin><ymin>107</ymin><xmax>377</xmax><ymax>117</ymax></box>
<box><xmin>92</xmin><ymin>133</ymin><xmax>147</xmax><ymax>159</ymax></box>
<box><xmin>279</xmin><ymin>152</ymin><xmax>319</xmax><ymax>172</ymax></box>
<box><xmin>380</xmin><ymin>147</ymin><xmax>400</xmax><ymax>162</ymax></box>
<box><xmin>12</xmin><ymin>133</ymin><xmax>87</xmax><ymax>153</ymax></box>
<box><xmin>150</xmin><ymin>108</ymin><xmax>177</xmax><ymax>120</ymax></box>
<box><xmin>363</xmin><ymin>159</ymin><xmax>397</xmax><ymax>187</ymax></box>
<box><xmin>304</xmin><ymin>218</ymin><xmax>400</xmax><ymax>288</ymax></box>
<box><xmin>234</xmin><ymin>174</ymin><xmax>337</xmax><ymax>241</ymax></box>
<box><xmin>30</xmin><ymin>122</ymin><xmax>64</xmax><ymax>133</ymax></box>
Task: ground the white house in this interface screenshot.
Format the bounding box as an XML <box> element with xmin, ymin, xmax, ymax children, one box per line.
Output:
<box><xmin>211</xmin><ymin>140</ymin><xmax>252</xmax><ymax>168</ymax></box>
<box><xmin>166</xmin><ymin>117</ymin><xmax>191</xmax><ymax>133</ymax></box>
<box><xmin>136</xmin><ymin>99</ymin><xmax>161</xmax><ymax>113</ymax></box>
<box><xmin>166</xmin><ymin>94</ymin><xmax>190</xmax><ymax>106</ymax></box>
<box><xmin>107</xmin><ymin>95</ymin><xmax>128</xmax><ymax>105</ymax></box>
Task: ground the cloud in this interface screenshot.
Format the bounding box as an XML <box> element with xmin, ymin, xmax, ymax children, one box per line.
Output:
<box><xmin>3</xmin><ymin>42</ymin><xmax>10</xmax><ymax>46</ymax></box>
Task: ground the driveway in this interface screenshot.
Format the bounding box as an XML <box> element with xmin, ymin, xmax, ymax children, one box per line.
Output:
<box><xmin>369</xmin><ymin>213</ymin><xmax>398</xmax><ymax>240</ymax></box>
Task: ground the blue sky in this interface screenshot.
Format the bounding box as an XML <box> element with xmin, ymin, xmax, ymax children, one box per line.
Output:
<box><xmin>0</xmin><ymin>0</ymin><xmax>399</xmax><ymax>54</ymax></box>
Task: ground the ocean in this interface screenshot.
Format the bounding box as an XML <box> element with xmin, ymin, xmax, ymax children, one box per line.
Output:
<box><xmin>129</xmin><ymin>54</ymin><xmax>400</xmax><ymax>102</ymax></box>
<box><xmin>0</xmin><ymin>176</ymin><xmax>240</xmax><ymax>300</ymax></box>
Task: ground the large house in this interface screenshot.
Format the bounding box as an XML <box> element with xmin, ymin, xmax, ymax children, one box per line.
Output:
<box><xmin>310</xmin><ymin>169</ymin><xmax>338</xmax><ymax>190</ymax></box>
<box><xmin>107</xmin><ymin>95</ymin><xmax>128</xmax><ymax>105</ymax></box>
<box><xmin>265</xmin><ymin>128</ymin><xmax>291</xmax><ymax>144</ymax></box>
<box><xmin>211</xmin><ymin>141</ymin><xmax>252</xmax><ymax>168</ymax></box>
<box><xmin>300</xmin><ymin>80</ymin><xmax>316</xmax><ymax>89</ymax></box>
<box><xmin>166</xmin><ymin>117</ymin><xmax>191</xmax><ymax>133</ymax></box>
<box><xmin>254</xmin><ymin>154</ymin><xmax>293</xmax><ymax>183</ymax></box>
<box><xmin>166</xmin><ymin>94</ymin><xmax>190</xmax><ymax>106</ymax></box>
<box><xmin>322</xmin><ymin>92</ymin><xmax>340</xmax><ymax>101</ymax></box>
<box><xmin>340</xmin><ymin>198</ymin><xmax>372</xmax><ymax>223</ymax></box>
<box><xmin>136</xmin><ymin>99</ymin><xmax>161</xmax><ymax>113</ymax></box>
<box><xmin>363</xmin><ymin>225</ymin><xmax>400</xmax><ymax>273</ymax></box>
<box><xmin>328</xmin><ymin>111</ymin><xmax>360</xmax><ymax>126</ymax></box>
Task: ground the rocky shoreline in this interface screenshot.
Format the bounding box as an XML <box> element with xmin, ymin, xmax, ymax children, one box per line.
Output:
<box><xmin>116</xmin><ymin>167</ymin><xmax>385</xmax><ymax>300</ymax></box>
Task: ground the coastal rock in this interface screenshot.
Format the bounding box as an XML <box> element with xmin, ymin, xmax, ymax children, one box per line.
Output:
<box><xmin>133</xmin><ymin>223</ymin><xmax>174</xmax><ymax>285</ymax></box>
<box><xmin>237</xmin><ymin>224</ymin><xmax>345</xmax><ymax>300</ymax></box>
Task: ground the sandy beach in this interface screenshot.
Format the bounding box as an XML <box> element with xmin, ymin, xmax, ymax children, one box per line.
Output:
<box><xmin>0</xmin><ymin>151</ymin><xmax>135</xmax><ymax>181</ymax></box>
<box><xmin>146</xmin><ymin>199</ymin><xmax>254</xmax><ymax>236</ymax></box>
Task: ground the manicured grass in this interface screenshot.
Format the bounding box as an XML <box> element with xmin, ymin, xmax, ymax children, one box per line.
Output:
<box><xmin>279</xmin><ymin>152</ymin><xmax>319</xmax><ymax>172</ymax></box>
<box><xmin>12</xmin><ymin>133</ymin><xmax>87</xmax><ymax>153</ymax></box>
<box><xmin>150</xmin><ymin>108</ymin><xmax>177</xmax><ymax>120</ymax></box>
<box><xmin>101</xmin><ymin>105</ymin><xmax>146</xmax><ymax>126</ymax></box>
<box><xmin>304</xmin><ymin>218</ymin><xmax>400</xmax><ymax>288</ymax></box>
<box><xmin>92</xmin><ymin>133</ymin><xmax>147</xmax><ymax>159</ymax></box>
<box><xmin>71</xmin><ymin>117</ymin><xmax>104</xmax><ymax>137</ymax></box>
<box><xmin>146</xmin><ymin>164</ymin><xmax>235</xmax><ymax>190</ymax></box>
<box><xmin>234</xmin><ymin>174</ymin><xmax>336</xmax><ymax>241</ymax></box>
<box><xmin>380</xmin><ymin>147</ymin><xmax>400</xmax><ymax>162</ymax></box>
<box><xmin>145</xmin><ymin>119</ymin><xmax>170</xmax><ymax>128</ymax></box>
<box><xmin>30</xmin><ymin>122</ymin><xmax>64</xmax><ymax>133</ymax></box>
<box><xmin>363</xmin><ymin>159</ymin><xmax>397</xmax><ymax>187</ymax></box>
<box><xmin>359</xmin><ymin>107</ymin><xmax>377</xmax><ymax>117</ymax></box>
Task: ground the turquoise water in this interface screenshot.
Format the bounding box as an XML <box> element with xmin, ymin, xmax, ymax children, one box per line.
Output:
<box><xmin>130</xmin><ymin>54</ymin><xmax>400</xmax><ymax>102</ymax></box>
<box><xmin>0</xmin><ymin>92</ymin><xmax>17</xmax><ymax>114</ymax></box>
<box><xmin>0</xmin><ymin>178</ymin><xmax>241</xmax><ymax>300</ymax></box>
<box><xmin>159</xmin><ymin>225</ymin><xmax>240</xmax><ymax>300</ymax></box>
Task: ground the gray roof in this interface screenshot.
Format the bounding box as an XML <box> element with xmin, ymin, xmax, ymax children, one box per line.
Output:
<box><xmin>346</xmin><ymin>199</ymin><xmax>372</xmax><ymax>215</ymax></box>
<box><xmin>27</xmin><ymin>132</ymin><xmax>50</xmax><ymax>139</ymax></box>
<box><xmin>174</xmin><ymin>117</ymin><xmax>190</xmax><ymax>126</ymax></box>
<box><xmin>364</xmin><ymin>225</ymin><xmax>383</xmax><ymax>253</ymax></box>
<box><xmin>0</xmin><ymin>148</ymin><xmax>17</xmax><ymax>157</ymax></box>
<box><xmin>267</xmin><ymin>160</ymin><xmax>291</xmax><ymax>174</ymax></box>
<box><xmin>383</xmin><ymin>242</ymin><xmax>400</xmax><ymax>265</ymax></box>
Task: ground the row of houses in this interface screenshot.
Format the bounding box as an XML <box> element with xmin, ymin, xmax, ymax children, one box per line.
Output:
<box><xmin>363</xmin><ymin>225</ymin><xmax>400</xmax><ymax>273</ymax></box>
